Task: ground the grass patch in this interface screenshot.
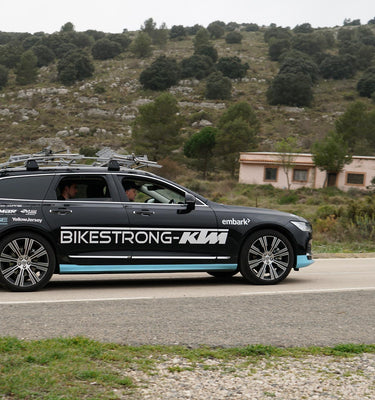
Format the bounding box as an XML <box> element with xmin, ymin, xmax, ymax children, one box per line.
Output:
<box><xmin>1</xmin><ymin>338</ymin><xmax>375</xmax><ymax>399</ymax></box>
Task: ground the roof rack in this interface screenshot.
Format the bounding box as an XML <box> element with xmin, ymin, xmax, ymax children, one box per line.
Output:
<box><xmin>0</xmin><ymin>147</ymin><xmax>161</xmax><ymax>171</ymax></box>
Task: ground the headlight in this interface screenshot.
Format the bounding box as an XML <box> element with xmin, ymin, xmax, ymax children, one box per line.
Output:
<box><xmin>290</xmin><ymin>220</ymin><xmax>312</xmax><ymax>232</ymax></box>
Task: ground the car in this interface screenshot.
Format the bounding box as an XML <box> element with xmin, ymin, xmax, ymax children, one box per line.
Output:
<box><xmin>0</xmin><ymin>149</ymin><xmax>313</xmax><ymax>292</ymax></box>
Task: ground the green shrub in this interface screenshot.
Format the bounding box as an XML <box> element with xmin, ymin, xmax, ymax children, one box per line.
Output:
<box><xmin>205</xmin><ymin>71</ymin><xmax>232</xmax><ymax>100</ymax></box>
<box><xmin>278</xmin><ymin>192</ymin><xmax>298</xmax><ymax>204</ymax></box>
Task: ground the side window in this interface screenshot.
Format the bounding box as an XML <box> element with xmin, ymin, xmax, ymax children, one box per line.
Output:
<box><xmin>264</xmin><ymin>167</ymin><xmax>278</xmax><ymax>182</ymax></box>
<box><xmin>346</xmin><ymin>173</ymin><xmax>365</xmax><ymax>186</ymax></box>
<box><xmin>56</xmin><ymin>176</ymin><xmax>111</xmax><ymax>201</ymax></box>
<box><xmin>0</xmin><ymin>175</ymin><xmax>54</xmax><ymax>200</ymax></box>
<box><xmin>121</xmin><ymin>178</ymin><xmax>185</xmax><ymax>204</ymax></box>
<box><xmin>293</xmin><ymin>169</ymin><xmax>308</xmax><ymax>182</ymax></box>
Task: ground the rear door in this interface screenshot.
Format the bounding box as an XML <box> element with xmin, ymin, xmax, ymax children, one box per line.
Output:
<box><xmin>42</xmin><ymin>173</ymin><xmax>131</xmax><ymax>272</ymax></box>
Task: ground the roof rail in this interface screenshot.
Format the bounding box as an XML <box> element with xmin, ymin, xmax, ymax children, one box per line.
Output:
<box><xmin>0</xmin><ymin>147</ymin><xmax>161</xmax><ymax>171</ymax></box>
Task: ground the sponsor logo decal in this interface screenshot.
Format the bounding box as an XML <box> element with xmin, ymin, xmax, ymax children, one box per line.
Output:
<box><xmin>20</xmin><ymin>209</ymin><xmax>38</xmax><ymax>216</ymax></box>
<box><xmin>0</xmin><ymin>217</ymin><xmax>8</xmax><ymax>225</ymax></box>
<box><xmin>12</xmin><ymin>217</ymin><xmax>42</xmax><ymax>224</ymax></box>
<box><xmin>60</xmin><ymin>227</ymin><xmax>228</xmax><ymax>245</ymax></box>
<box><xmin>0</xmin><ymin>209</ymin><xmax>17</xmax><ymax>214</ymax></box>
<box><xmin>221</xmin><ymin>218</ymin><xmax>251</xmax><ymax>226</ymax></box>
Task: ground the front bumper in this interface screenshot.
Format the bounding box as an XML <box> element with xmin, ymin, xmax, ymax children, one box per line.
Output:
<box><xmin>295</xmin><ymin>254</ymin><xmax>314</xmax><ymax>269</ymax></box>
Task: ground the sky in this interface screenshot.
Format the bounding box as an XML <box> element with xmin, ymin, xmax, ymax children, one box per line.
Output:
<box><xmin>1</xmin><ymin>0</ymin><xmax>374</xmax><ymax>34</ymax></box>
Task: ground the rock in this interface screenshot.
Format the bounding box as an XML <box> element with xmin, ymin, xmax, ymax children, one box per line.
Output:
<box><xmin>56</xmin><ymin>130</ymin><xmax>70</xmax><ymax>137</ymax></box>
<box><xmin>0</xmin><ymin>109</ymin><xmax>11</xmax><ymax>116</ymax></box>
<box><xmin>192</xmin><ymin>119</ymin><xmax>213</xmax><ymax>127</ymax></box>
<box><xmin>78</xmin><ymin>127</ymin><xmax>91</xmax><ymax>134</ymax></box>
<box><xmin>86</xmin><ymin>108</ymin><xmax>112</xmax><ymax>118</ymax></box>
<box><xmin>132</xmin><ymin>98</ymin><xmax>152</xmax><ymax>106</ymax></box>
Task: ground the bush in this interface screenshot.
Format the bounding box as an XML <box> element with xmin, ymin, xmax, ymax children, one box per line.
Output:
<box><xmin>15</xmin><ymin>50</ymin><xmax>38</xmax><ymax>85</ymax></box>
<box><xmin>205</xmin><ymin>72</ymin><xmax>232</xmax><ymax>100</ymax></box>
<box><xmin>92</xmin><ymin>38</ymin><xmax>122</xmax><ymax>60</ymax></box>
<box><xmin>0</xmin><ymin>42</ymin><xmax>23</xmax><ymax>68</ymax></box>
<box><xmin>267</xmin><ymin>72</ymin><xmax>313</xmax><ymax>107</ymax></box>
<box><xmin>264</xmin><ymin>26</ymin><xmax>291</xmax><ymax>43</ymax></box>
<box><xmin>293</xmin><ymin>23</ymin><xmax>314</xmax><ymax>34</ymax></box>
<box><xmin>316</xmin><ymin>205</ymin><xmax>339</xmax><ymax>219</ymax></box>
<box><xmin>216</xmin><ymin>56</ymin><xmax>249</xmax><ymax>79</ymax></box>
<box><xmin>57</xmin><ymin>50</ymin><xmax>94</xmax><ymax>85</ymax></box>
<box><xmin>107</xmin><ymin>33</ymin><xmax>131</xmax><ymax>51</ymax></box>
<box><xmin>0</xmin><ymin>65</ymin><xmax>9</xmax><ymax>89</ymax></box>
<box><xmin>194</xmin><ymin>45</ymin><xmax>218</xmax><ymax>63</ymax></box>
<box><xmin>180</xmin><ymin>54</ymin><xmax>213</xmax><ymax>80</ymax></box>
<box><xmin>279</xmin><ymin>51</ymin><xmax>319</xmax><ymax>83</ymax></box>
<box><xmin>170</xmin><ymin>25</ymin><xmax>186</xmax><ymax>40</ymax></box>
<box><xmin>207</xmin><ymin>21</ymin><xmax>225</xmax><ymax>39</ymax></box>
<box><xmin>193</xmin><ymin>28</ymin><xmax>210</xmax><ymax>51</ymax></box>
<box><xmin>140</xmin><ymin>55</ymin><xmax>180</xmax><ymax>90</ymax></box>
<box><xmin>31</xmin><ymin>44</ymin><xmax>55</xmax><ymax>67</ymax></box>
<box><xmin>291</xmin><ymin>33</ymin><xmax>324</xmax><ymax>58</ymax></box>
<box><xmin>278</xmin><ymin>192</ymin><xmax>298</xmax><ymax>204</ymax></box>
<box><xmin>54</xmin><ymin>43</ymin><xmax>77</xmax><ymax>58</ymax></box>
<box><xmin>338</xmin><ymin>40</ymin><xmax>375</xmax><ymax>71</ymax></box>
<box><xmin>129</xmin><ymin>32</ymin><xmax>152</xmax><ymax>58</ymax></box>
<box><xmin>225</xmin><ymin>31</ymin><xmax>243</xmax><ymax>44</ymax></box>
<box><xmin>357</xmin><ymin>68</ymin><xmax>375</xmax><ymax>97</ymax></box>
<box><xmin>268</xmin><ymin>38</ymin><xmax>291</xmax><ymax>61</ymax></box>
<box><xmin>319</xmin><ymin>54</ymin><xmax>356</xmax><ymax>79</ymax></box>
<box><xmin>243</xmin><ymin>23</ymin><xmax>259</xmax><ymax>32</ymax></box>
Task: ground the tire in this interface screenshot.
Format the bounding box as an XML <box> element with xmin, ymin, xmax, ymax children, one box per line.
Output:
<box><xmin>0</xmin><ymin>232</ymin><xmax>55</xmax><ymax>292</ymax></box>
<box><xmin>239</xmin><ymin>229</ymin><xmax>294</xmax><ymax>285</ymax></box>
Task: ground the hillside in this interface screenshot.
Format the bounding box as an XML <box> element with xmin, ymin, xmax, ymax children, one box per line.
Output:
<box><xmin>1</xmin><ymin>23</ymin><xmax>375</xmax><ymax>165</ymax></box>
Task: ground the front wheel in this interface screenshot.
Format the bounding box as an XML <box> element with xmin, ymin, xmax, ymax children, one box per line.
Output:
<box><xmin>239</xmin><ymin>230</ymin><xmax>294</xmax><ymax>285</ymax></box>
<box><xmin>0</xmin><ymin>232</ymin><xmax>55</xmax><ymax>292</ymax></box>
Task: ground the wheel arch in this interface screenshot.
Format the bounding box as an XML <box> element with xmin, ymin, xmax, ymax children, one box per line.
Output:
<box><xmin>238</xmin><ymin>223</ymin><xmax>298</xmax><ymax>267</ymax></box>
<box><xmin>0</xmin><ymin>226</ymin><xmax>60</xmax><ymax>273</ymax></box>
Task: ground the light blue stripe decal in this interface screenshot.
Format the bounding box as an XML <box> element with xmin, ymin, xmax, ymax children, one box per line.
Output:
<box><xmin>59</xmin><ymin>263</ymin><xmax>238</xmax><ymax>274</ymax></box>
<box><xmin>296</xmin><ymin>255</ymin><xmax>314</xmax><ymax>269</ymax></box>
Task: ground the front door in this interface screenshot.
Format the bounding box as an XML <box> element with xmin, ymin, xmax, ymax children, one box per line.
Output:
<box><xmin>116</xmin><ymin>175</ymin><xmax>234</xmax><ymax>272</ymax></box>
<box><xmin>327</xmin><ymin>173</ymin><xmax>337</xmax><ymax>187</ymax></box>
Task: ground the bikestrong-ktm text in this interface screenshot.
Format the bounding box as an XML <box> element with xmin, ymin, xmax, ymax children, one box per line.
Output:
<box><xmin>60</xmin><ymin>227</ymin><xmax>228</xmax><ymax>245</ymax></box>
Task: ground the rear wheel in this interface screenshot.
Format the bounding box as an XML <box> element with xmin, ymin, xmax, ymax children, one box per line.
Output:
<box><xmin>240</xmin><ymin>229</ymin><xmax>294</xmax><ymax>285</ymax></box>
<box><xmin>0</xmin><ymin>232</ymin><xmax>55</xmax><ymax>292</ymax></box>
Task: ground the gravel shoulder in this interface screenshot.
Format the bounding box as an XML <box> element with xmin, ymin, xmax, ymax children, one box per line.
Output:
<box><xmin>125</xmin><ymin>353</ymin><xmax>375</xmax><ymax>399</ymax></box>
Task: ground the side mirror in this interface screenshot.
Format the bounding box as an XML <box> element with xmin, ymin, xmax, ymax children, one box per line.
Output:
<box><xmin>178</xmin><ymin>193</ymin><xmax>196</xmax><ymax>214</ymax></box>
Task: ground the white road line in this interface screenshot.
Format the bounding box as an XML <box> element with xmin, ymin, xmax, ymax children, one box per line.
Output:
<box><xmin>0</xmin><ymin>296</ymin><xmax>153</xmax><ymax>305</ymax></box>
<box><xmin>240</xmin><ymin>287</ymin><xmax>375</xmax><ymax>296</ymax></box>
<box><xmin>2</xmin><ymin>287</ymin><xmax>375</xmax><ymax>305</ymax></box>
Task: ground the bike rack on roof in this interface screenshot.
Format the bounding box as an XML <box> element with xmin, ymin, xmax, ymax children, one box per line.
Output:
<box><xmin>0</xmin><ymin>147</ymin><xmax>161</xmax><ymax>171</ymax></box>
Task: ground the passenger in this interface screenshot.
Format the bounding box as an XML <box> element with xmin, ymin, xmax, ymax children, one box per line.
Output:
<box><xmin>123</xmin><ymin>181</ymin><xmax>138</xmax><ymax>202</ymax></box>
<box><xmin>58</xmin><ymin>181</ymin><xmax>78</xmax><ymax>200</ymax></box>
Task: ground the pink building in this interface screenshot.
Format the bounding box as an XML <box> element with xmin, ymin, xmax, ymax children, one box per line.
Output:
<box><xmin>239</xmin><ymin>152</ymin><xmax>375</xmax><ymax>191</ymax></box>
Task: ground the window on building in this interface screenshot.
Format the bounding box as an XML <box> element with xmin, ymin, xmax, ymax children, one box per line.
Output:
<box><xmin>346</xmin><ymin>173</ymin><xmax>365</xmax><ymax>185</ymax></box>
<box><xmin>264</xmin><ymin>167</ymin><xmax>277</xmax><ymax>181</ymax></box>
<box><xmin>293</xmin><ymin>169</ymin><xmax>308</xmax><ymax>182</ymax></box>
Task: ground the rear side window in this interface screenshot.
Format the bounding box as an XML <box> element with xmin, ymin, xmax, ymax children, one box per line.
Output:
<box><xmin>55</xmin><ymin>176</ymin><xmax>112</xmax><ymax>201</ymax></box>
<box><xmin>0</xmin><ymin>175</ymin><xmax>54</xmax><ymax>200</ymax></box>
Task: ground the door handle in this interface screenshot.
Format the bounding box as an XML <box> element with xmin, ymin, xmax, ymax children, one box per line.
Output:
<box><xmin>133</xmin><ymin>209</ymin><xmax>155</xmax><ymax>216</ymax></box>
<box><xmin>49</xmin><ymin>208</ymin><xmax>72</xmax><ymax>215</ymax></box>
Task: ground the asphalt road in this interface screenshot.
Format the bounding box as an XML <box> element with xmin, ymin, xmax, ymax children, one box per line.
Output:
<box><xmin>1</xmin><ymin>258</ymin><xmax>375</xmax><ymax>347</ymax></box>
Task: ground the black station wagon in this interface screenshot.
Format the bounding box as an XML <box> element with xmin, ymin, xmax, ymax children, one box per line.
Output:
<box><xmin>0</xmin><ymin>149</ymin><xmax>313</xmax><ymax>291</ymax></box>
